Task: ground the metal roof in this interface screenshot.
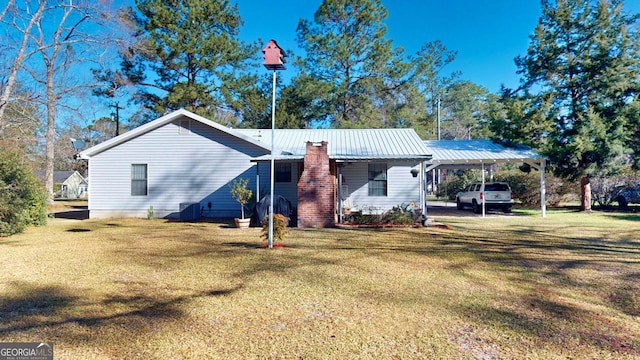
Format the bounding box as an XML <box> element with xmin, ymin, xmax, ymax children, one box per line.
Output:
<box><xmin>423</xmin><ymin>139</ymin><xmax>544</xmax><ymax>168</ymax></box>
<box><xmin>79</xmin><ymin>109</ymin><xmax>431</xmax><ymax>162</ymax></box>
<box><xmin>238</xmin><ymin>128</ymin><xmax>432</xmax><ymax>161</ymax></box>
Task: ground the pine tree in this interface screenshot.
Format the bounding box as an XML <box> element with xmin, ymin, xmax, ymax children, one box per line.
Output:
<box><xmin>294</xmin><ymin>0</ymin><xmax>410</xmax><ymax>128</ymax></box>
<box><xmin>510</xmin><ymin>0</ymin><xmax>640</xmax><ymax>210</ymax></box>
<box><xmin>97</xmin><ymin>0</ymin><xmax>259</xmax><ymax>122</ymax></box>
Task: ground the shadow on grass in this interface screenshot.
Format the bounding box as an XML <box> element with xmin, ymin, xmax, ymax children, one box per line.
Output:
<box><xmin>456</xmin><ymin>295</ymin><xmax>638</xmax><ymax>355</ymax></box>
<box><xmin>610</xmin><ymin>214</ymin><xmax>640</xmax><ymax>222</ymax></box>
<box><xmin>223</xmin><ymin>241</ymin><xmax>262</xmax><ymax>249</ymax></box>
<box><xmin>0</xmin><ymin>282</ymin><xmax>79</xmax><ymax>327</ymax></box>
<box><xmin>66</xmin><ymin>228</ymin><xmax>91</xmax><ymax>232</ymax></box>
<box><xmin>54</xmin><ymin>210</ymin><xmax>89</xmax><ymax>220</ymax></box>
<box><xmin>0</xmin><ymin>281</ymin><xmax>242</xmax><ymax>335</ymax></box>
<box><xmin>164</xmin><ymin>217</ymin><xmax>236</xmax><ymax>227</ymax></box>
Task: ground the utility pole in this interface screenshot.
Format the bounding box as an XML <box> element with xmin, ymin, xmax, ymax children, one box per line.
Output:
<box><xmin>109</xmin><ymin>101</ymin><xmax>123</xmax><ymax>137</ymax></box>
<box><xmin>437</xmin><ymin>96</ymin><xmax>441</xmax><ymax>141</ymax></box>
<box><xmin>435</xmin><ymin>96</ymin><xmax>441</xmax><ymax>192</ymax></box>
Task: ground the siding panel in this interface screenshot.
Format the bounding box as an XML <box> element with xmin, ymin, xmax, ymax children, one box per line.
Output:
<box><xmin>341</xmin><ymin>161</ymin><xmax>420</xmax><ymax>213</ymax></box>
<box><xmin>89</xmin><ymin>117</ymin><xmax>268</xmax><ymax>218</ymax></box>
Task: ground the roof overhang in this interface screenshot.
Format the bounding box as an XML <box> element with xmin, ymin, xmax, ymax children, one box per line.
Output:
<box><xmin>250</xmin><ymin>155</ymin><xmax>432</xmax><ymax>162</ymax></box>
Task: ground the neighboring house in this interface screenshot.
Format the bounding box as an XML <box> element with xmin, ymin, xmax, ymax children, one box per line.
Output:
<box><xmin>35</xmin><ymin>170</ymin><xmax>88</xmax><ymax>199</ymax></box>
<box><xmin>79</xmin><ymin>109</ymin><xmax>432</xmax><ymax>227</ymax></box>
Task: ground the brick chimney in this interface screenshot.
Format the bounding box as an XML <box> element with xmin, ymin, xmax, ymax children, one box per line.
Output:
<box><xmin>297</xmin><ymin>141</ymin><xmax>335</xmax><ymax>228</ymax></box>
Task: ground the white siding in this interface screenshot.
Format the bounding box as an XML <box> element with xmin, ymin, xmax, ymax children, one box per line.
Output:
<box><xmin>254</xmin><ymin>161</ymin><xmax>299</xmax><ymax>210</ymax></box>
<box><xmin>340</xmin><ymin>161</ymin><xmax>421</xmax><ymax>214</ymax></box>
<box><xmin>88</xmin><ymin>117</ymin><xmax>268</xmax><ymax>218</ymax></box>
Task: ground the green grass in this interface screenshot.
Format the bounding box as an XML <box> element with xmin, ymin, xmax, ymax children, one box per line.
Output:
<box><xmin>1</xmin><ymin>208</ymin><xmax>639</xmax><ymax>359</ymax></box>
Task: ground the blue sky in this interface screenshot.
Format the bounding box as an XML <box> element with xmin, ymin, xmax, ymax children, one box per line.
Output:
<box><xmin>236</xmin><ymin>0</ymin><xmax>640</xmax><ymax>93</ymax></box>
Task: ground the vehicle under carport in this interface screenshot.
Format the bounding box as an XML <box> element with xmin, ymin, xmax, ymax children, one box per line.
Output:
<box><xmin>421</xmin><ymin>140</ymin><xmax>547</xmax><ymax>218</ymax></box>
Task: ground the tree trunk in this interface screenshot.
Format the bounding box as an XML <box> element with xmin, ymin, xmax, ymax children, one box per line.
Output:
<box><xmin>44</xmin><ymin>64</ymin><xmax>56</xmax><ymax>204</ymax></box>
<box><xmin>580</xmin><ymin>175</ymin><xmax>591</xmax><ymax>211</ymax></box>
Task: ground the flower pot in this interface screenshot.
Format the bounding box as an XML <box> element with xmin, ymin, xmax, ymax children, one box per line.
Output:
<box><xmin>235</xmin><ymin>218</ymin><xmax>251</xmax><ymax>229</ymax></box>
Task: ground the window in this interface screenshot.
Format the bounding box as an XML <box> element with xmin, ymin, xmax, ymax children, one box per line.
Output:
<box><xmin>131</xmin><ymin>164</ymin><xmax>148</xmax><ymax>196</ymax></box>
<box><xmin>368</xmin><ymin>163</ymin><xmax>387</xmax><ymax>196</ymax></box>
<box><xmin>179</xmin><ymin>119</ymin><xmax>191</xmax><ymax>134</ymax></box>
<box><xmin>485</xmin><ymin>183</ymin><xmax>510</xmax><ymax>191</ymax></box>
<box><xmin>275</xmin><ymin>163</ymin><xmax>291</xmax><ymax>183</ymax></box>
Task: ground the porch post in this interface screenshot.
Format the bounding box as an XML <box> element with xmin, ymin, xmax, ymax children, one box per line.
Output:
<box><xmin>256</xmin><ymin>162</ymin><xmax>260</xmax><ymax>206</ymax></box>
<box><xmin>338</xmin><ymin>164</ymin><xmax>343</xmax><ymax>223</ymax></box>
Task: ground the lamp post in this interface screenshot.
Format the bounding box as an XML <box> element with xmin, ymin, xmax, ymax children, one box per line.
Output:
<box><xmin>262</xmin><ymin>40</ymin><xmax>286</xmax><ymax>249</ymax></box>
<box><xmin>436</xmin><ymin>96</ymin><xmax>441</xmax><ymax>141</ymax></box>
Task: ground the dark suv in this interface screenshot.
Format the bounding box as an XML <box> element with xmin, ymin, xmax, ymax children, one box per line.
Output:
<box><xmin>614</xmin><ymin>184</ymin><xmax>640</xmax><ymax>208</ymax></box>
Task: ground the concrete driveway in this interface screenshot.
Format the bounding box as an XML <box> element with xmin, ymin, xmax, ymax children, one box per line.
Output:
<box><xmin>424</xmin><ymin>200</ymin><xmax>516</xmax><ymax>218</ymax></box>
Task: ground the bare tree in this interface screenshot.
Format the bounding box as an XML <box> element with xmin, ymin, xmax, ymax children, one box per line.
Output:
<box><xmin>15</xmin><ymin>0</ymin><xmax>113</xmax><ymax>201</ymax></box>
<box><xmin>0</xmin><ymin>0</ymin><xmax>45</xmax><ymax>130</ymax></box>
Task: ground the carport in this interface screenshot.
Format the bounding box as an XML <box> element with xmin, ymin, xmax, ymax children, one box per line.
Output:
<box><xmin>422</xmin><ymin>140</ymin><xmax>547</xmax><ymax>217</ymax></box>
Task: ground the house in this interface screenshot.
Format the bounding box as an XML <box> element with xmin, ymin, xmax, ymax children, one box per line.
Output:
<box><xmin>78</xmin><ymin>109</ymin><xmax>432</xmax><ymax>227</ymax></box>
<box><xmin>35</xmin><ymin>170</ymin><xmax>88</xmax><ymax>199</ymax></box>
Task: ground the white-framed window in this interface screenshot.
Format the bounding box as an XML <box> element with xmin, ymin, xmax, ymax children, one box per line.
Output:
<box><xmin>368</xmin><ymin>163</ymin><xmax>387</xmax><ymax>196</ymax></box>
<box><xmin>131</xmin><ymin>164</ymin><xmax>148</xmax><ymax>196</ymax></box>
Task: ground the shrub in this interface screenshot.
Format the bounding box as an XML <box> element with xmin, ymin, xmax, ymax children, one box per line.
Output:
<box><xmin>344</xmin><ymin>206</ymin><xmax>417</xmax><ymax>226</ymax></box>
<box><xmin>379</xmin><ymin>207</ymin><xmax>415</xmax><ymax>225</ymax></box>
<box><xmin>436</xmin><ymin>170</ymin><xmax>480</xmax><ymax>200</ymax></box>
<box><xmin>261</xmin><ymin>214</ymin><xmax>289</xmax><ymax>243</ymax></box>
<box><xmin>436</xmin><ymin>166</ymin><xmax>577</xmax><ymax>207</ymax></box>
<box><xmin>495</xmin><ymin>169</ymin><xmax>576</xmax><ymax>207</ymax></box>
<box><xmin>0</xmin><ymin>152</ymin><xmax>47</xmax><ymax>236</ymax></box>
<box><xmin>229</xmin><ymin>178</ymin><xmax>253</xmax><ymax>219</ymax></box>
<box><xmin>590</xmin><ymin>173</ymin><xmax>640</xmax><ymax>207</ymax></box>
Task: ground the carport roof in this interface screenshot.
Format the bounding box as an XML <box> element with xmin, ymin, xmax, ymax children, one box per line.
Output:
<box><xmin>423</xmin><ymin>139</ymin><xmax>544</xmax><ymax>168</ymax></box>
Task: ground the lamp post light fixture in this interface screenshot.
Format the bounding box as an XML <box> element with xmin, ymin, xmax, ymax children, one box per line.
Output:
<box><xmin>262</xmin><ymin>40</ymin><xmax>286</xmax><ymax>249</ymax></box>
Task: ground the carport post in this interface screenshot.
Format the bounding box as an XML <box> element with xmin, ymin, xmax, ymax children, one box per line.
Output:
<box><xmin>481</xmin><ymin>162</ymin><xmax>486</xmax><ymax>217</ymax></box>
<box><xmin>421</xmin><ymin>161</ymin><xmax>428</xmax><ymax>226</ymax></box>
<box><xmin>527</xmin><ymin>159</ymin><xmax>547</xmax><ymax>218</ymax></box>
<box><xmin>422</xmin><ymin>163</ymin><xmax>441</xmax><ymax>226</ymax></box>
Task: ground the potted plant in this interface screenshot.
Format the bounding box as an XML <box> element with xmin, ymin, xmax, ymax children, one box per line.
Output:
<box><xmin>410</xmin><ymin>168</ymin><xmax>419</xmax><ymax>178</ymax></box>
<box><xmin>229</xmin><ymin>178</ymin><xmax>253</xmax><ymax>228</ymax></box>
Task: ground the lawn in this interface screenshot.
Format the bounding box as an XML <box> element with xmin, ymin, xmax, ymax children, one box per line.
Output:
<box><xmin>1</xmin><ymin>208</ymin><xmax>639</xmax><ymax>359</ymax></box>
